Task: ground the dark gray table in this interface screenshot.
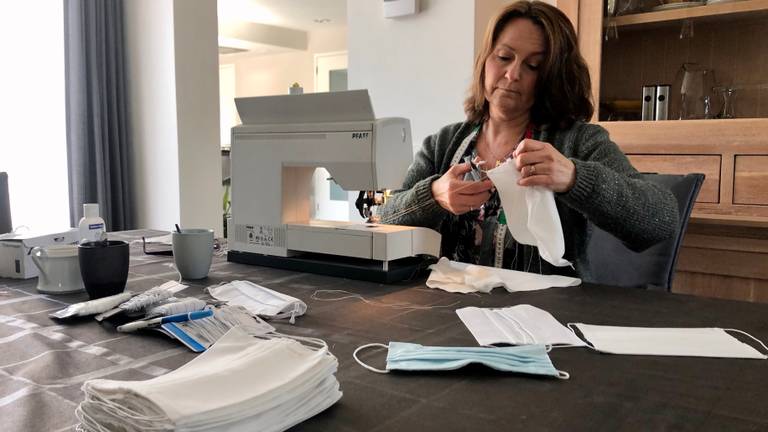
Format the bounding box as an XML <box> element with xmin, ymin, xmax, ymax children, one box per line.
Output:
<box><xmin>1</xmin><ymin>230</ymin><xmax>766</xmax><ymax>432</ymax></box>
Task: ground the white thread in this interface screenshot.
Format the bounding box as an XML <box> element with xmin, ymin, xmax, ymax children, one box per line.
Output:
<box><xmin>311</xmin><ymin>289</ymin><xmax>460</xmax><ymax>310</ymax></box>
<box><xmin>353</xmin><ymin>343</ymin><xmax>390</xmax><ymax>374</ymax></box>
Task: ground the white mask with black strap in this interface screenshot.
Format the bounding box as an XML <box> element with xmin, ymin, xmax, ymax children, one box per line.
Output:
<box><xmin>569</xmin><ymin>323</ymin><xmax>768</xmax><ymax>359</ymax></box>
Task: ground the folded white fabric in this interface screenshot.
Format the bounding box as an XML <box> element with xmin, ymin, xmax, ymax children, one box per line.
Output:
<box><xmin>486</xmin><ymin>160</ymin><xmax>571</xmax><ymax>267</ymax></box>
<box><xmin>571</xmin><ymin>323</ymin><xmax>768</xmax><ymax>359</ymax></box>
<box><xmin>457</xmin><ymin>305</ymin><xmax>586</xmax><ymax>347</ymax></box>
<box><xmin>76</xmin><ymin>326</ymin><xmax>342</xmax><ymax>432</ymax></box>
<box><xmin>427</xmin><ymin>257</ymin><xmax>581</xmax><ymax>293</ymax></box>
<box><xmin>208</xmin><ymin>280</ymin><xmax>307</xmax><ymax>323</ymax></box>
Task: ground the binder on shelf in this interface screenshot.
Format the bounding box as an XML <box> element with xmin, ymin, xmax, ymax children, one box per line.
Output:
<box><xmin>642</xmin><ymin>86</ymin><xmax>656</xmax><ymax>121</ymax></box>
<box><xmin>655</xmin><ymin>84</ymin><xmax>670</xmax><ymax>121</ymax></box>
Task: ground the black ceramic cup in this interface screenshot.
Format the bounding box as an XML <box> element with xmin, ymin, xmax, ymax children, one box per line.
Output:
<box><xmin>78</xmin><ymin>240</ymin><xmax>130</xmax><ymax>299</ymax></box>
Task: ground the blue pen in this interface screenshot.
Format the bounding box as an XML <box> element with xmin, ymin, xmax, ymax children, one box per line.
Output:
<box><xmin>117</xmin><ymin>309</ymin><xmax>213</xmax><ymax>333</ymax></box>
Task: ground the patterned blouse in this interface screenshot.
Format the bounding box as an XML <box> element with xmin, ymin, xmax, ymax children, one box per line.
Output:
<box><xmin>439</xmin><ymin>123</ymin><xmax>567</xmax><ymax>275</ymax></box>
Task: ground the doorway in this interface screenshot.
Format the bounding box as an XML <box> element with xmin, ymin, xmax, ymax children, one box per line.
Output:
<box><xmin>311</xmin><ymin>51</ymin><xmax>352</xmax><ymax>221</ymax></box>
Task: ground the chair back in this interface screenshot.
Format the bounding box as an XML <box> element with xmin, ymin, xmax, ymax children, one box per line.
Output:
<box><xmin>0</xmin><ymin>172</ymin><xmax>11</xmax><ymax>234</ymax></box>
<box><xmin>585</xmin><ymin>173</ymin><xmax>704</xmax><ymax>291</ymax></box>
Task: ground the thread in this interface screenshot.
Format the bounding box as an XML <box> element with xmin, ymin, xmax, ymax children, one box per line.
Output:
<box><xmin>310</xmin><ymin>289</ymin><xmax>460</xmax><ymax>310</ymax></box>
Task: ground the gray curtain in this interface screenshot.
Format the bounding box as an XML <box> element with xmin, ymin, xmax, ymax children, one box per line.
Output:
<box><xmin>64</xmin><ymin>0</ymin><xmax>134</xmax><ymax>231</ymax></box>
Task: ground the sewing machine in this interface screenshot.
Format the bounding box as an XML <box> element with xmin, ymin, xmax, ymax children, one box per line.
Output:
<box><xmin>227</xmin><ymin>90</ymin><xmax>441</xmax><ymax>282</ymax></box>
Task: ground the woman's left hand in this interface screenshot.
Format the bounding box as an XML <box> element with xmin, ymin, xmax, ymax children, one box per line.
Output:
<box><xmin>512</xmin><ymin>139</ymin><xmax>576</xmax><ymax>193</ymax></box>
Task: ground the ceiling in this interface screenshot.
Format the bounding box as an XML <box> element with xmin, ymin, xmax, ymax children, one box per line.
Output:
<box><xmin>218</xmin><ymin>0</ymin><xmax>347</xmax><ymax>32</ymax></box>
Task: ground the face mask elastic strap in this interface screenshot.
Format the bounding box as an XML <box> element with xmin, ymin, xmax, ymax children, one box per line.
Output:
<box><xmin>566</xmin><ymin>323</ymin><xmax>599</xmax><ymax>352</ymax></box>
<box><xmin>353</xmin><ymin>343</ymin><xmax>390</xmax><ymax>374</ymax></box>
<box><xmin>275</xmin><ymin>332</ymin><xmax>329</xmax><ymax>351</ymax></box>
<box><xmin>723</xmin><ymin>328</ymin><xmax>768</xmax><ymax>356</ymax></box>
<box><xmin>557</xmin><ymin>370</ymin><xmax>570</xmax><ymax>380</ymax></box>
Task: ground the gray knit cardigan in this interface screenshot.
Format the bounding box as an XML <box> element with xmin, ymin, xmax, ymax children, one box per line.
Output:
<box><xmin>379</xmin><ymin>121</ymin><xmax>680</xmax><ymax>280</ymax></box>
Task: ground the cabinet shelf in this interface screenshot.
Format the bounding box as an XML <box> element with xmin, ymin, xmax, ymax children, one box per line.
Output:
<box><xmin>608</xmin><ymin>0</ymin><xmax>768</xmax><ymax>28</ymax></box>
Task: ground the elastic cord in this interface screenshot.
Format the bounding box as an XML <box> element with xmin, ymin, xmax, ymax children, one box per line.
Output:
<box><xmin>311</xmin><ymin>289</ymin><xmax>460</xmax><ymax>311</ymax></box>
<box><xmin>557</xmin><ymin>370</ymin><xmax>570</xmax><ymax>380</ymax></box>
<box><xmin>269</xmin><ymin>332</ymin><xmax>329</xmax><ymax>351</ymax></box>
<box><xmin>723</xmin><ymin>328</ymin><xmax>768</xmax><ymax>356</ymax></box>
<box><xmin>566</xmin><ymin>323</ymin><xmax>600</xmax><ymax>352</ymax></box>
<box><xmin>353</xmin><ymin>343</ymin><xmax>390</xmax><ymax>374</ymax></box>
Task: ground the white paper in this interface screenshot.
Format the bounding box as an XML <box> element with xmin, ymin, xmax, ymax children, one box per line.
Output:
<box><xmin>426</xmin><ymin>257</ymin><xmax>580</xmax><ymax>294</ymax></box>
<box><xmin>572</xmin><ymin>323</ymin><xmax>768</xmax><ymax>359</ymax></box>
<box><xmin>457</xmin><ymin>305</ymin><xmax>586</xmax><ymax>347</ymax></box>
<box><xmin>486</xmin><ymin>160</ymin><xmax>571</xmax><ymax>267</ymax></box>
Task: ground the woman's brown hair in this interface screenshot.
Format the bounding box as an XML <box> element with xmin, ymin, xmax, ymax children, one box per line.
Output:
<box><xmin>464</xmin><ymin>1</ymin><xmax>593</xmax><ymax>129</ymax></box>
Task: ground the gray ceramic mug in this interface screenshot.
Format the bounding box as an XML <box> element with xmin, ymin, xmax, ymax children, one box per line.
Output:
<box><xmin>172</xmin><ymin>229</ymin><xmax>214</xmax><ymax>279</ymax></box>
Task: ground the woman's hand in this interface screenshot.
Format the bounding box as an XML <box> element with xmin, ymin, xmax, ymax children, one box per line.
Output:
<box><xmin>431</xmin><ymin>163</ymin><xmax>494</xmax><ymax>215</ymax></box>
<box><xmin>512</xmin><ymin>139</ymin><xmax>576</xmax><ymax>193</ymax></box>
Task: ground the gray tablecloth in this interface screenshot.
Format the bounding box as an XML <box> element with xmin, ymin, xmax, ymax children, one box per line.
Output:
<box><xmin>1</xmin><ymin>230</ymin><xmax>767</xmax><ymax>432</ymax></box>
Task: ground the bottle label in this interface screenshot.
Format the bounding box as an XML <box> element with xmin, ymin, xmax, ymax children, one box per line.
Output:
<box><xmin>89</xmin><ymin>223</ymin><xmax>104</xmax><ymax>230</ymax></box>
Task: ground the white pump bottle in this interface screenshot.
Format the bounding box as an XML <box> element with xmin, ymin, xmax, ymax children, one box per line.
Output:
<box><xmin>78</xmin><ymin>203</ymin><xmax>106</xmax><ymax>243</ymax></box>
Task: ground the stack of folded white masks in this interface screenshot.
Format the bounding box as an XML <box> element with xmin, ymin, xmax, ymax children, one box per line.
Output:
<box><xmin>76</xmin><ymin>326</ymin><xmax>342</xmax><ymax>432</ymax></box>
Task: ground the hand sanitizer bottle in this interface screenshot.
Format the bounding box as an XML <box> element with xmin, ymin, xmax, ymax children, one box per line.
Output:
<box><xmin>78</xmin><ymin>203</ymin><xmax>106</xmax><ymax>243</ymax></box>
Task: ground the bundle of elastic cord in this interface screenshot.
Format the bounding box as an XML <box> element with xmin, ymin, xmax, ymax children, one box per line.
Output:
<box><xmin>145</xmin><ymin>297</ymin><xmax>207</xmax><ymax>318</ymax></box>
<box><xmin>310</xmin><ymin>289</ymin><xmax>460</xmax><ymax>310</ymax></box>
<box><xmin>119</xmin><ymin>282</ymin><xmax>187</xmax><ymax>313</ymax></box>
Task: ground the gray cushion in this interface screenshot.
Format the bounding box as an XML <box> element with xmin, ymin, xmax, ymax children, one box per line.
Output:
<box><xmin>585</xmin><ymin>173</ymin><xmax>704</xmax><ymax>290</ymax></box>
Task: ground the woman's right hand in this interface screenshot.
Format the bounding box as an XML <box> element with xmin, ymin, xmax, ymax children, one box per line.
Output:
<box><xmin>431</xmin><ymin>163</ymin><xmax>494</xmax><ymax>215</ymax></box>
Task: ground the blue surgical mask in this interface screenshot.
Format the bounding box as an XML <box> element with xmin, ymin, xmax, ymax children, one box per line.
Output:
<box><xmin>353</xmin><ymin>342</ymin><xmax>569</xmax><ymax>379</ymax></box>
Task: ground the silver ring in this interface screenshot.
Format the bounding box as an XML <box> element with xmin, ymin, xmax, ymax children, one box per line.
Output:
<box><xmin>529</xmin><ymin>164</ymin><xmax>536</xmax><ymax>175</ymax></box>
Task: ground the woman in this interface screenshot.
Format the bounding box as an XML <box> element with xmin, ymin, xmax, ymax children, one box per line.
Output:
<box><xmin>379</xmin><ymin>1</ymin><xmax>679</xmax><ymax>279</ymax></box>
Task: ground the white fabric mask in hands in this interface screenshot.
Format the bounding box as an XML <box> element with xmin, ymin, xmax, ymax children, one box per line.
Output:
<box><xmin>486</xmin><ymin>160</ymin><xmax>571</xmax><ymax>267</ymax></box>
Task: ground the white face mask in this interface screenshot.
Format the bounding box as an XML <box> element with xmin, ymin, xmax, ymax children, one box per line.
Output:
<box><xmin>457</xmin><ymin>304</ymin><xmax>586</xmax><ymax>347</ymax></box>
<box><xmin>570</xmin><ymin>323</ymin><xmax>768</xmax><ymax>359</ymax></box>
<box><xmin>486</xmin><ymin>160</ymin><xmax>571</xmax><ymax>267</ymax></box>
<box><xmin>353</xmin><ymin>341</ymin><xmax>569</xmax><ymax>379</ymax></box>
<box><xmin>76</xmin><ymin>327</ymin><xmax>342</xmax><ymax>432</ymax></box>
<box><xmin>427</xmin><ymin>257</ymin><xmax>580</xmax><ymax>293</ymax></box>
<box><xmin>208</xmin><ymin>280</ymin><xmax>307</xmax><ymax>323</ymax></box>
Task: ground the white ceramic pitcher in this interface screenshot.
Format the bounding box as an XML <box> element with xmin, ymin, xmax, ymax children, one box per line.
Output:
<box><xmin>30</xmin><ymin>244</ymin><xmax>85</xmax><ymax>294</ymax></box>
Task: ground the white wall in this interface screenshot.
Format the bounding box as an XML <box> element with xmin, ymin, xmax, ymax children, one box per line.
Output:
<box><xmin>348</xmin><ymin>0</ymin><xmax>476</xmax><ymax>150</ymax></box>
<box><xmin>348</xmin><ymin>0</ymin><xmax>518</xmax><ymax>150</ymax></box>
<box><xmin>173</xmin><ymin>0</ymin><xmax>223</xmax><ymax>235</ymax></box>
<box><xmin>0</xmin><ymin>3</ymin><xmax>69</xmax><ymax>233</ymax></box>
<box><xmin>221</xmin><ymin>26</ymin><xmax>347</xmax><ymax>97</ymax></box>
<box><xmin>124</xmin><ymin>0</ymin><xmax>180</xmax><ymax>233</ymax></box>
<box><xmin>125</xmin><ymin>0</ymin><xmax>222</xmax><ymax>236</ymax></box>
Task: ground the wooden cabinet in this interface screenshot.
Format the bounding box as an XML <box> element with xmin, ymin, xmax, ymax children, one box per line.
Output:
<box><xmin>558</xmin><ymin>0</ymin><xmax>768</xmax><ymax>302</ymax></box>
